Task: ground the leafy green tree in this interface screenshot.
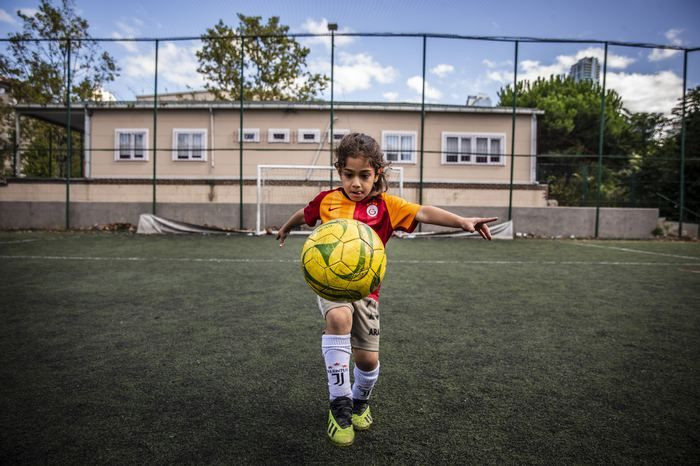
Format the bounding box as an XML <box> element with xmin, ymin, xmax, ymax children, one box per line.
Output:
<box><xmin>0</xmin><ymin>0</ymin><xmax>118</xmax><ymax>177</ymax></box>
<box><xmin>633</xmin><ymin>87</ymin><xmax>700</xmax><ymax>220</ymax></box>
<box><xmin>498</xmin><ymin>76</ymin><xmax>633</xmax><ymax>206</ymax></box>
<box><xmin>197</xmin><ymin>14</ymin><xmax>328</xmax><ymax>101</ymax></box>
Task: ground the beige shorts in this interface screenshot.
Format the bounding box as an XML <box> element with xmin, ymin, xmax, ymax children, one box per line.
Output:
<box><xmin>317</xmin><ymin>296</ymin><xmax>380</xmax><ymax>352</ymax></box>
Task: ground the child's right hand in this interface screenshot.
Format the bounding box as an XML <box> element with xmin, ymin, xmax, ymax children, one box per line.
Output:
<box><xmin>277</xmin><ymin>228</ymin><xmax>288</xmax><ymax>247</ymax></box>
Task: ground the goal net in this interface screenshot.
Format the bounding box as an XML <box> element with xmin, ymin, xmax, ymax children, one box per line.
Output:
<box><xmin>256</xmin><ymin>164</ymin><xmax>404</xmax><ymax>235</ymax></box>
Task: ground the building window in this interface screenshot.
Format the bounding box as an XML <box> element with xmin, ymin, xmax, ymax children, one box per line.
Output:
<box><xmin>298</xmin><ymin>129</ymin><xmax>320</xmax><ymax>144</ymax></box>
<box><xmin>326</xmin><ymin>129</ymin><xmax>350</xmax><ymax>142</ymax></box>
<box><xmin>114</xmin><ymin>129</ymin><xmax>148</xmax><ymax>161</ymax></box>
<box><xmin>173</xmin><ymin>129</ymin><xmax>207</xmax><ymax>161</ymax></box>
<box><xmin>382</xmin><ymin>131</ymin><xmax>416</xmax><ymax>163</ymax></box>
<box><xmin>444</xmin><ymin>135</ymin><xmax>472</xmax><ymax>163</ymax></box>
<box><xmin>236</xmin><ymin>128</ymin><xmax>260</xmax><ymax>143</ymax></box>
<box><xmin>268</xmin><ymin>128</ymin><xmax>290</xmax><ymax>143</ymax></box>
<box><xmin>442</xmin><ymin>132</ymin><xmax>505</xmax><ymax>165</ymax></box>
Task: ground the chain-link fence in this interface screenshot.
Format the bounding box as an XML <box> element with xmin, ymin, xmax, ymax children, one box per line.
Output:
<box><xmin>1</xmin><ymin>31</ymin><xmax>697</xmax><ymax>236</ymax></box>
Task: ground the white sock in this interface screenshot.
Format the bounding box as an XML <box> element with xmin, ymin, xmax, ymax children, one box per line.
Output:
<box><xmin>321</xmin><ymin>334</ymin><xmax>352</xmax><ymax>400</ymax></box>
<box><xmin>352</xmin><ymin>362</ymin><xmax>380</xmax><ymax>401</ymax></box>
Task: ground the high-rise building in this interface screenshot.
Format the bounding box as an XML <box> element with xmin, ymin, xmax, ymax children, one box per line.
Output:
<box><xmin>569</xmin><ymin>57</ymin><xmax>600</xmax><ymax>83</ymax></box>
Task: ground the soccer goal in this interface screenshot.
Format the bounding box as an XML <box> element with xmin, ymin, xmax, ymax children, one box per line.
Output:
<box><xmin>256</xmin><ymin>164</ymin><xmax>404</xmax><ymax>235</ymax></box>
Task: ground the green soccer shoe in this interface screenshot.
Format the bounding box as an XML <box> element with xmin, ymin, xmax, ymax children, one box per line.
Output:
<box><xmin>351</xmin><ymin>399</ymin><xmax>373</xmax><ymax>431</ymax></box>
<box><xmin>327</xmin><ymin>396</ymin><xmax>354</xmax><ymax>447</ymax></box>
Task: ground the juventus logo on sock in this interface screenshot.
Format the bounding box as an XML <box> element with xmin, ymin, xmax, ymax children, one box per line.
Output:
<box><xmin>332</xmin><ymin>372</ymin><xmax>345</xmax><ymax>386</ymax></box>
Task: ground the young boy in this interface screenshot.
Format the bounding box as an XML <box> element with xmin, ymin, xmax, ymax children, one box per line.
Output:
<box><xmin>278</xmin><ymin>133</ymin><xmax>496</xmax><ymax>446</ymax></box>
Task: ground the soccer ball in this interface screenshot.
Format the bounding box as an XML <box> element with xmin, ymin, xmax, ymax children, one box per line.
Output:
<box><xmin>301</xmin><ymin>218</ymin><xmax>386</xmax><ymax>302</ymax></box>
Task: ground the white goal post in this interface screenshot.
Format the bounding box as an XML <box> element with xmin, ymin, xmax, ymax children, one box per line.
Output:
<box><xmin>256</xmin><ymin>164</ymin><xmax>404</xmax><ymax>235</ymax></box>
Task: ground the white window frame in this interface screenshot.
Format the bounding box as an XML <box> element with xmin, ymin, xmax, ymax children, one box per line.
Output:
<box><xmin>297</xmin><ymin>128</ymin><xmax>321</xmax><ymax>144</ymax></box>
<box><xmin>236</xmin><ymin>128</ymin><xmax>260</xmax><ymax>143</ymax></box>
<box><xmin>382</xmin><ymin>130</ymin><xmax>417</xmax><ymax>164</ymax></box>
<box><xmin>267</xmin><ymin>128</ymin><xmax>290</xmax><ymax>143</ymax></box>
<box><xmin>114</xmin><ymin>129</ymin><xmax>149</xmax><ymax>161</ymax></box>
<box><xmin>441</xmin><ymin>132</ymin><xmax>506</xmax><ymax>166</ymax></box>
<box><xmin>326</xmin><ymin>128</ymin><xmax>350</xmax><ymax>143</ymax></box>
<box><xmin>172</xmin><ymin>128</ymin><xmax>208</xmax><ymax>162</ymax></box>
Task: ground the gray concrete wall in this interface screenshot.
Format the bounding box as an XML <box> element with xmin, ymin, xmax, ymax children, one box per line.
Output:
<box><xmin>0</xmin><ymin>201</ymin><xmax>659</xmax><ymax>238</ymax></box>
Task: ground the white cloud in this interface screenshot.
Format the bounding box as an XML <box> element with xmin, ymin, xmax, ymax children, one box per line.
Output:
<box><xmin>300</xmin><ymin>18</ymin><xmax>354</xmax><ymax>50</ymax></box>
<box><xmin>649</xmin><ymin>48</ymin><xmax>679</xmax><ymax>62</ymax></box>
<box><xmin>483</xmin><ymin>59</ymin><xmax>512</xmax><ymax>69</ymax></box>
<box><xmin>486</xmin><ymin>70</ymin><xmax>513</xmax><ymax>84</ymax></box>
<box><xmin>481</xmin><ymin>46</ymin><xmax>680</xmax><ymax>114</ymax></box>
<box><xmin>93</xmin><ymin>88</ymin><xmax>117</xmax><ymax>102</ymax></box>
<box><xmin>115</xmin><ymin>19</ymin><xmax>139</xmax><ymax>36</ymax></box>
<box><xmin>516</xmin><ymin>48</ymin><xmax>635</xmax><ymax>82</ymax></box>
<box><xmin>430</xmin><ymin>64</ymin><xmax>454</xmax><ymax>78</ymax></box>
<box><xmin>0</xmin><ymin>9</ymin><xmax>16</xmax><ymax>23</ymax></box>
<box><xmin>310</xmin><ymin>52</ymin><xmax>398</xmax><ymax>94</ymax></box>
<box><xmin>383</xmin><ymin>92</ymin><xmax>399</xmax><ymax>101</ymax></box>
<box><xmin>520</xmin><ymin>59</ymin><xmax>567</xmax><ymax>81</ymax></box>
<box><xmin>112</xmin><ymin>33</ymin><xmax>139</xmax><ymax>53</ymax></box>
<box><xmin>575</xmin><ymin>47</ymin><xmax>635</xmax><ymax>69</ymax></box>
<box><xmin>649</xmin><ymin>28</ymin><xmax>683</xmax><ymax>62</ymax></box>
<box><xmin>112</xmin><ymin>18</ymin><xmax>144</xmax><ymax>53</ymax></box>
<box><xmin>406</xmin><ymin>76</ymin><xmax>442</xmax><ymax>100</ymax></box>
<box><xmin>18</xmin><ymin>8</ymin><xmax>38</xmax><ymax>18</ymax></box>
<box><xmin>482</xmin><ymin>47</ymin><xmax>636</xmax><ymax>86</ymax></box>
<box><xmin>607</xmin><ymin>70</ymin><xmax>682</xmax><ymax>114</ymax></box>
<box><xmin>123</xmin><ymin>42</ymin><xmax>207</xmax><ymax>91</ymax></box>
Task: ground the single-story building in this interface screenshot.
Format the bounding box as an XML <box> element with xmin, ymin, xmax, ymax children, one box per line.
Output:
<box><xmin>0</xmin><ymin>99</ymin><xmax>660</xmax><ymax>237</ymax></box>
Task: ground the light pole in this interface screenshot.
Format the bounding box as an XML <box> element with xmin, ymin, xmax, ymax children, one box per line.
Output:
<box><xmin>328</xmin><ymin>22</ymin><xmax>337</xmax><ymax>190</ymax></box>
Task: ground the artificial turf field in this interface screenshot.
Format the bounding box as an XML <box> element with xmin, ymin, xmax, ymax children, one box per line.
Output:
<box><xmin>1</xmin><ymin>231</ymin><xmax>699</xmax><ymax>465</ymax></box>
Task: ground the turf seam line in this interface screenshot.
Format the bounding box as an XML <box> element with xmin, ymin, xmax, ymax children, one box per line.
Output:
<box><xmin>570</xmin><ymin>242</ymin><xmax>700</xmax><ymax>260</ymax></box>
<box><xmin>0</xmin><ymin>254</ymin><xmax>697</xmax><ymax>266</ymax></box>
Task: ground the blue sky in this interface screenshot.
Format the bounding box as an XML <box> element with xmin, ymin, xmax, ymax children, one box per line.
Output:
<box><xmin>1</xmin><ymin>0</ymin><xmax>698</xmax><ymax>114</ymax></box>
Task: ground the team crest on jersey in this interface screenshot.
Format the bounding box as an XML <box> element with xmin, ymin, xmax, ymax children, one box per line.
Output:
<box><xmin>366</xmin><ymin>204</ymin><xmax>379</xmax><ymax>217</ymax></box>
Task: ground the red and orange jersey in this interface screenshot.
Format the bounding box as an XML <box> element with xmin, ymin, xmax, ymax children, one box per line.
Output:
<box><xmin>303</xmin><ymin>188</ymin><xmax>421</xmax><ymax>245</ymax></box>
<box><xmin>303</xmin><ymin>188</ymin><xmax>421</xmax><ymax>301</ymax></box>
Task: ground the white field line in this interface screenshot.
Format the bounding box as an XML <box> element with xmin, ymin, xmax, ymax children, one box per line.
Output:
<box><xmin>0</xmin><ymin>255</ymin><xmax>698</xmax><ymax>267</ymax></box>
<box><xmin>571</xmin><ymin>242</ymin><xmax>700</xmax><ymax>261</ymax></box>
<box><xmin>0</xmin><ymin>239</ymin><xmax>39</xmax><ymax>245</ymax></box>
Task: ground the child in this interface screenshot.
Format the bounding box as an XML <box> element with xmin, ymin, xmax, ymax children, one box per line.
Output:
<box><xmin>277</xmin><ymin>132</ymin><xmax>496</xmax><ymax>447</ymax></box>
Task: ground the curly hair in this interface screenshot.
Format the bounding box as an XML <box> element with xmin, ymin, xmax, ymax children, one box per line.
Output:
<box><xmin>333</xmin><ymin>132</ymin><xmax>390</xmax><ymax>193</ymax></box>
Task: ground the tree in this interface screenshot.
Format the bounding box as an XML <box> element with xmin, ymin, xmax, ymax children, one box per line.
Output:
<box><xmin>1</xmin><ymin>0</ymin><xmax>118</xmax><ymax>103</ymax></box>
<box><xmin>633</xmin><ymin>87</ymin><xmax>700</xmax><ymax>221</ymax></box>
<box><xmin>498</xmin><ymin>76</ymin><xmax>632</xmax><ymax>206</ymax></box>
<box><xmin>197</xmin><ymin>14</ymin><xmax>328</xmax><ymax>101</ymax></box>
<box><xmin>0</xmin><ymin>0</ymin><xmax>118</xmax><ymax>177</ymax></box>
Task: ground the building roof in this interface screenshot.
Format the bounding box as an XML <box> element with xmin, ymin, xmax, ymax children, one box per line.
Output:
<box><xmin>13</xmin><ymin>100</ymin><xmax>543</xmax><ymax>133</ymax></box>
<box><xmin>15</xmin><ymin>100</ymin><xmax>544</xmax><ymax>114</ymax></box>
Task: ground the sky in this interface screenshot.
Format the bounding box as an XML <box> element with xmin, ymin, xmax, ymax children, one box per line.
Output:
<box><xmin>1</xmin><ymin>0</ymin><xmax>699</xmax><ymax>115</ymax></box>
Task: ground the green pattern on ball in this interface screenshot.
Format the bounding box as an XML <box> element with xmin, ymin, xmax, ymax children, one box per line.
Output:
<box><xmin>300</xmin><ymin>218</ymin><xmax>386</xmax><ymax>302</ymax></box>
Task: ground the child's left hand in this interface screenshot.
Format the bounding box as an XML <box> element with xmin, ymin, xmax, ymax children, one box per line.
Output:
<box><xmin>462</xmin><ymin>217</ymin><xmax>498</xmax><ymax>240</ymax></box>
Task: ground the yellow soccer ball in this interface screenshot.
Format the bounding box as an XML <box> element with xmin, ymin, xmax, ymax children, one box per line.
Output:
<box><xmin>301</xmin><ymin>218</ymin><xmax>386</xmax><ymax>302</ymax></box>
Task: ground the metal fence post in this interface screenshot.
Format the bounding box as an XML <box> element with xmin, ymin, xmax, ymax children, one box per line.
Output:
<box><xmin>65</xmin><ymin>38</ymin><xmax>72</xmax><ymax>230</ymax></box>
<box><xmin>13</xmin><ymin>113</ymin><xmax>19</xmax><ymax>176</ymax></box>
<box><xmin>152</xmin><ymin>39</ymin><xmax>159</xmax><ymax>215</ymax></box>
<box><xmin>678</xmin><ymin>49</ymin><xmax>688</xmax><ymax>237</ymax></box>
<box><xmin>329</xmin><ymin>27</ymin><xmax>336</xmax><ymax>190</ymax></box>
<box><xmin>507</xmin><ymin>40</ymin><xmax>519</xmax><ymax>221</ymax></box>
<box><xmin>419</xmin><ymin>34</ymin><xmax>427</xmax><ymax>231</ymax></box>
<box><xmin>594</xmin><ymin>42</ymin><xmax>609</xmax><ymax>238</ymax></box>
<box><xmin>239</xmin><ymin>36</ymin><xmax>245</xmax><ymax>229</ymax></box>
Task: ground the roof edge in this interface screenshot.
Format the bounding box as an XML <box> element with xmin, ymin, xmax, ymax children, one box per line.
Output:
<box><xmin>13</xmin><ymin>100</ymin><xmax>545</xmax><ymax>115</ymax></box>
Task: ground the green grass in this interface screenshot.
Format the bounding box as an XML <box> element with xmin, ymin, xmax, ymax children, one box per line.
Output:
<box><xmin>1</xmin><ymin>232</ymin><xmax>699</xmax><ymax>464</ymax></box>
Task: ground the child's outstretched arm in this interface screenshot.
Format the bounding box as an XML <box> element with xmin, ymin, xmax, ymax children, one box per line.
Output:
<box><xmin>415</xmin><ymin>206</ymin><xmax>498</xmax><ymax>240</ymax></box>
<box><xmin>277</xmin><ymin>208</ymin><xmax>307</xmax><ymax>247</ymax></box>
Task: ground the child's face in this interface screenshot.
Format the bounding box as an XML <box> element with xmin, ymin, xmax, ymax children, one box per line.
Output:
<box><xmin>339</xmin><ymin>155</ymin><xmax>379</xmax><ymax>201</ymax></box>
